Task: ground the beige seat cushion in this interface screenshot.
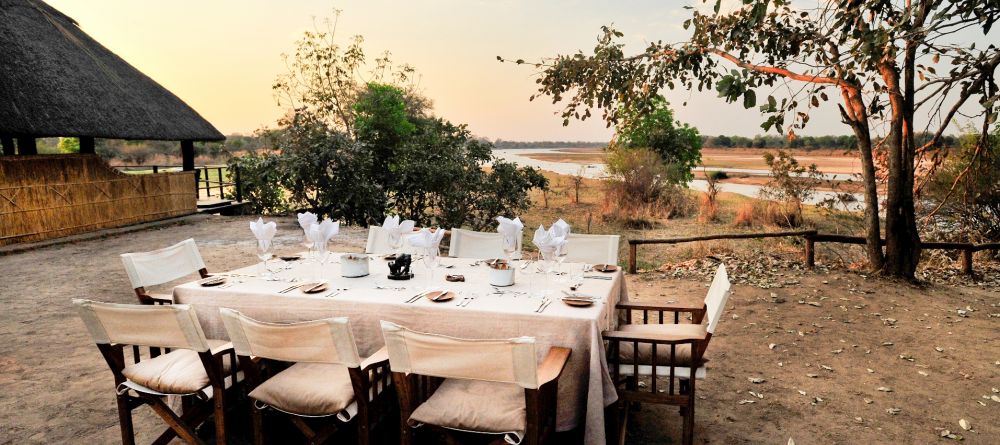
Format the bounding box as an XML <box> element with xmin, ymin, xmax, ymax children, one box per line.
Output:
<box><xmin>122</xmin><ymin>339</ymin><xmax>233</xmax><ymax>394</ymax></box>
<box><xmin>249</xmin><ymin>362</ymin><xmax>355</xmax><ymax>417</ymax></box>
<box><xmin>409</xmin><ymin>379</ymin><xmax>525</xmax><ymax>436</ymax></box>
<box><xmin>616</xmin><ymin>323</ymin><xmax>707</xmax><ymax>367</ymax></box>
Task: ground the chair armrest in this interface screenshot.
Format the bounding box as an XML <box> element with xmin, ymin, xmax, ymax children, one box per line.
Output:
<box><xmin>616</xmin><ymin>301</ymin><xmax>705</xmax><ymax>313</ymax></box>
<box><xmin>537</xmin><ymin>346</ymin><xmax>572</xmax><ymax>386</ymax></box>
<box><xmin>602</xmin><ymin>326</ymin><xmax>707</xmax><ymax>345</ymax></box>
<box><xmin>361</xmin><ymin>346</ymin><xmax>390</xmax><ymax>371</ymax></box>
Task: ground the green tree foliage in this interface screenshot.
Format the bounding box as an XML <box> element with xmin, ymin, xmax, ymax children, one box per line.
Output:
<box><xmin>923</xmin><ymin>125</ymin><xmax>1000</xmax><ymax>243</ymax></box>
<box><xmin>515</xmin><ymin>0</ymin><xmax>1000</xmax><ymax>278</ymax></box>
<box><xmin>233</xmin><ymin>15</ymin><xmax>547</xmax><ymax>229</ymax></box>
<box><xmin>57</xmin><ymin>137</ymin><xmax>80</xmax><ymax>154</ymax></box>
<box><xmin>613</xmin><ymin>98</ymin><xmax>701</xmax><ymax>184</ymax></box>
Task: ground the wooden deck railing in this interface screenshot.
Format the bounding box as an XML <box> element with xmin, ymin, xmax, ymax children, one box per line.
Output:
<box><xmin>112</xmin><ymin>164</ymin><xmax>242</xmax><ymax>201</ymax></box>
<box><xmin>627</xmin><ymin>229</ymin><xmax>999</xmax><ymax>276</ymax></box>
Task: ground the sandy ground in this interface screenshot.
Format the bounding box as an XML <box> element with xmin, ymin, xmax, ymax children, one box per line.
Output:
<box><xmin>1</xmin><ymin>215</ymin><xmax>998</xmax><ymax>444</ymax></box>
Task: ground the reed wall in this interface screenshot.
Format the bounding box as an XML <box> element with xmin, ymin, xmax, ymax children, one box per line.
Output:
<box><xmin>0</xmin><ymin>154</ymin><xmax>195</xmax><ymax>246</ymax></box>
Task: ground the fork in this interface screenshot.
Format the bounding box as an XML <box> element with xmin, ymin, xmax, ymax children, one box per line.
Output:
<box><xmin>535</xmin><ymin>297</ymin><xmax>551</xmax><ymax>313</ymax></box>
<box><xmin>460</xmin><ymin>295</ymin><xmax>477</xmax><ymax>307</ymax></box>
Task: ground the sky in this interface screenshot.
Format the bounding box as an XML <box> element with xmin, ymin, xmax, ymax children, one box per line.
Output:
<box><xmin>44</xmin><ymin>0</ymin><xmax>984</xmax><ymax>141</ymax></box>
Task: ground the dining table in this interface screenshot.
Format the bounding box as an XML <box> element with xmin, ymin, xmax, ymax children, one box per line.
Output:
<box><xmin>172</xmin><ymin>253</ymin><xmax>628</xmax><ymax>444</ymax></box>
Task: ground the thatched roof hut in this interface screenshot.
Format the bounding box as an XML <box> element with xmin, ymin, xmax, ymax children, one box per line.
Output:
<box><xmin>0</xmin><ymin>0</ymin><xmax>224</xmax><ymax>157</ymax></box>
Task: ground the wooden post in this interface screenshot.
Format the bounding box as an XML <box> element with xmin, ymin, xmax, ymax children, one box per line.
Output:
<box><xmin>181</xmin><ymin>140</ymin><xmax>195</xmax><ymax>171</ymax></box>
<box><xmin>805</xmin><ymin>236</ymin><xmax>815</xmax><ymax>269</ymax></box>
<box><xmin>16</xmin><ymin>137</ymin><xmax>37</xmax><ymax>155</ymax></box>
<box><xmin>79</xmin><ymin>136</ymin><xmax>95</xmax><ymax>154</ymax></box>
<box><xmin>628</xmin><ymin>242</ymin><xmax>638</xmax><ymax>274</ymax></box>
<box><xmin>961</xmin><ymin>249</ymin><xmax>973</xmax><ymax>276</ymax></box>
<box><xmin>234</xmin><ymin>165</ymin><xmax>243</xmax><ymax>202</ymax></box>
<box><xmin>1</xmin><ymin>135</ymin><xmax>14</xmax><ymax>155</ymax></box>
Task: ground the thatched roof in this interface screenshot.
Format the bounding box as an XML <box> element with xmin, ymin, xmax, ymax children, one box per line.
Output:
<box><xmin>0</xmin><ymin>0</ymin><xmax>224</xmax><ymax>141</ymax></box>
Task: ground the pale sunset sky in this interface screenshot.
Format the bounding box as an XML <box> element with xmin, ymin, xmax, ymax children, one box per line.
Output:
<box><xmin>44</xmin><ymin>1</ymin><xmax>974</xmax><ymax>141</ymax></box>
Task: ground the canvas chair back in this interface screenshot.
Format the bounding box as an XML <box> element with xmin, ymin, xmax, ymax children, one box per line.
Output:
<box><xmin>220</xmin><ymin>309</ymin><xmax>362</xmax><ymax>368</ymax></box>
<box><xmin>74</xmin><ymin>299</ymin><xmax>211</xmax><ymax>351</ymax></box>
<box><xmin>380</xmin><ymin>321</ymin><xmax>539</xmax><ymax>388</ymax></box>
<box><xmin>447</xmin><ymin>228</ymin><xmax>523</xmax><ymax>259</ymax></box>
<box><xmin>704</xmin><ymin>264</ymin><xmax>732</xmax><ymax>334</ymax></box>
<box><xmin>365</xmin><ymin>226</ymin><xmax>421</xmax><ymax>255</ymax></box>
<box><xmin>564</xmin><ymin>233</ymin><xmax>620</xmax><ymax>265</ymax></box>
<box><xmin>120</xmin><ymin>238</ymin><xmax>206</xmax><ymax>290</ymax></box>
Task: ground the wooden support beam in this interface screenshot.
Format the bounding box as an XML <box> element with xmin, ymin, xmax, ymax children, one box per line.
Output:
<box><xmin>628</xmin><ymin>242</ymin><xmax>637</xmax><ymax>274</ymax></box>
<box><xmin>16</xmin><ymin>137</ymin><xmax>37</xmax><ymax>155</ymax></box>
<box><xmin>961</xmin><ymin>249</ymin><xmax>973</xmax><ymax>276</ymax></box>
<box><xmin>79</xmin><ymin>137</ymin><xmax>95</xmax><ymax>154</ymax></box>
<box><xmin>1</xmin><ymin>135</ymin><xmax>14</xmax><ymax>155</ymax></box>
<box><xmin>805</xmin><ymin>236</ymin><xmax>815</xmax><ymax>269</ymax></box>
<box><xmin>180</xmin><ymin>140</ymin><xmax>195</xmax><ymax>171</ymax></box>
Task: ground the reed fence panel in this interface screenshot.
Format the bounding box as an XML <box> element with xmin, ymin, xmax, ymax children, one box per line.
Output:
<box><xmin>0</xmin><ymin>154</ymin><xmax>195</xmax><ymax>246</ymax></box>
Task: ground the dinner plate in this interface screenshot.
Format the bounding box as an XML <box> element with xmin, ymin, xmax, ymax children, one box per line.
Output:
<box><xmin>301</xmin><ymin>281</ymin><xmax>329</xmax><ymax>294</ymax></box>
<box><xmin>198</xmin><ymin>276</ymin><xmax>226</xmax><ymax>287</ymax></box>
<box><xmin>592</xmin><ymin>264</ymin><xmax>619</xmax><ymax>273</ymax></box>
<box><xmin>561</xmin><ymin>296</ymin><xmax>594</xmax><ymax>307</ymax></box>
<box><xmin>425</xmin><ymin>290</ymin><xmax>455</xmax><ymax>302</ymax></box>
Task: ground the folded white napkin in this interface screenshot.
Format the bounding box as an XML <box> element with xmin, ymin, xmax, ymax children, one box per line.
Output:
<box><xmin>249</xmin><ymin>217</ymin><xmax>277</xmax><ymax>241</ymax></box>
<box><xmin>297</xmin><ymin>212</ymin><xmax>318</xmax><ymax>232</ymax></box>
<box><xmin>308</xmin><ymin>218</ymin><xmax>340</xmax><ymax>244</ymax></box>
<box><xmin>383</xmin><ymin>215</ymin><xmax>416</xmax><ymax>237</ymax></box>
<box><xmin>496</xmin><ymin>216</ymin><xmax>523</xmax><ymax>251</ymax></box>
<box><xmin>532</xmin><ymin>224</ymin><xmax>566</xmax><ymax>252</ymax></box>
<box><xmin>550</xmin><ymin>218</ymin><xmax>571</xmax><ymax>238</ymax></box>
<box><xmin>408</xmin><ymin>227</ymin><xmax>446</xmax><ymax>249</ymax></box>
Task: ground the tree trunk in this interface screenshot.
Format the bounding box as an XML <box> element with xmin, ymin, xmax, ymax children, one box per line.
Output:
<box><xmin>879</xmin><ymin>62</ymin><xmax>921</xmax><ymax>279</ymax></box>
<box><xmin>841</xmin><ymin>87</ymin><xmax>885</xmax><ymax>270</ymax></box>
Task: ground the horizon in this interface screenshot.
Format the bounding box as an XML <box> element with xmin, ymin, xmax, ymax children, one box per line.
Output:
<box><xmin>46</xmin><ymin>0</ymin><xmax>988</xmax><ymax>141</ymax></box>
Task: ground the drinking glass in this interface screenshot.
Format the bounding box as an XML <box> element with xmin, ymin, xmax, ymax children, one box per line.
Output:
<box><xmin>502</xmin><ymin>234</ymin><xmax>518</xmax><ymax>265</ymax></box>
<box><xmin>387</xmin><ymin>231</ymin><xmax>403</xmax><ymax>256</ymax></box>
<box><xmin>256</xmin><ymin>239</ymin><xmax>273</xmax><ymax>280</ymax></box>
<box><xmin>538</xmin><ymin>248</ymin><xmax>556</xmax><ymax>297</ymax></box>
<box><xmin>315</xmin><ymin>240</ymin><xmax>329</xmax><ymax>280</ymax></box>
<box><xmin>555</xmin><ymin>241</ymin><xmax>569</xmax><ymax>282</ymax></box>
<box><xmin>301</xmin><ymin>231</ymin><xmax>314</xmax><ymax>261</ymax></box>
<box><xmin>421</xmin><ymin>246</ymin><xmax>439</xmax><ymax>290</ymax></box>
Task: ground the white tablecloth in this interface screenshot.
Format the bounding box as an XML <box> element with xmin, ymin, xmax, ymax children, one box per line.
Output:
<box><xmin>173</xmin><ymin>254</ymin><xmax>625</xmax><ymax>444</ymax></box>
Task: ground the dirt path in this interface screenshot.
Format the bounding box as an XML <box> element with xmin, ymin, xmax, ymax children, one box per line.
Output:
<box><xmin>0</xmin><ymin>216</ymin><xmax>997</xmax><ymax>444</ymax></box>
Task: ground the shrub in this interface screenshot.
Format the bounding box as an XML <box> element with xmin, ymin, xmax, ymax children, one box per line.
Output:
<box><xmin>227</xmin><ymin>151</ymin><xmax>289</xmax><ymax>215</ymax></box>
<box><xmin>733</xmin><ymin>202</ymin><xmax>755</xmax><ymax>227</ymax></box>
<box><xmin>761</xmin><ymin>201</ymin><xmax>802</xmax><ymax>228</ymax></box>
<box><xmin>602</xmin><ymin>148</ymin><xmax>693</xmax><ymax>227</ymax></box>
<box><xmin>709</xmin><ymin>170</ymin><xmax>728</xmax><ymax>180</ymax></box>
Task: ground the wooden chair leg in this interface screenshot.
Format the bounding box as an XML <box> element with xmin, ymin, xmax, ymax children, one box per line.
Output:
<box><xmin>115</xmin><ymin>395</ymin><xmax>137</xmax><ymax>445</ymax></box>
<box><xmin>682</xmin><ymin>379</ymin><xmax>696</xmax><ymax>445</ymax></box>
<box><xmin>213</xmin><ymin>389</ymin><xmax>227</xmax><ymax>445</ymax></box>
<box><xmin>617</xmin><ymin>400</ymin><xmax>630</xmax><ymax>445</ymax></box>
<box><xmin>145</xmin><ymin>396</ymin><xmax>206</xmax><ymax>445</ymax></box>
<box><xmin>251</xmin><ymin>405</ymin><xmax>265</xmax><ymax>445</ymax></box>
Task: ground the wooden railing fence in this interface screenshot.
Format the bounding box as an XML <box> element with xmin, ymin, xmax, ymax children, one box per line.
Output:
<box><xmin>627</xmin><ymin>229</ymin><xmax>1000</xmax><ymax>276</ymax></box>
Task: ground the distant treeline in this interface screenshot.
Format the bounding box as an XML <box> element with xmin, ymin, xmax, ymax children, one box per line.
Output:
<box><xmin>492</xmin><ymin>140</ymin><xmax>608</xmax><ymax>149</ymax></box>
<box><xmin>700</xmin><ymin>132</ymin><xmax>959</xmax><ymax>150</ymax></box>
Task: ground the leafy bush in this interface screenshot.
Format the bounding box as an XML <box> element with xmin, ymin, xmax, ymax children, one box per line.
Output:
<box><xmin>227</xmin><ymin>151</ymin><xmax>288</xmax><ymax>215</ymax></box>
<box><xmin>709</xmin><ymin>170</ymin><xmax>729</xmax><ymax>180</ymax></box>
<box><xmin>760</xmin><ymin>150</ymin><xmax>823</xmax><ymax>222</ymax></box>
<box><xmin>603</xmin><ymin>148</ymin><xmax>692</xmax><ymax>227</ymax></box>
<box><xmin>922</xmin><ymin>125</ymin><xmax>1000</xmax><ymax>243</ymax></box>
<box><xmin>614</xmin><ymin>97</ymin><xmax>702</xmax><ymax>185</ymax></box>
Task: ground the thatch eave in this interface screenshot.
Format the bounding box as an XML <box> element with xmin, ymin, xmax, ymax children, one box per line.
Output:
<box><xmin>0</xmin><ymin>0</ymin><xmax>226</xmax><ymax>142</ymax></box>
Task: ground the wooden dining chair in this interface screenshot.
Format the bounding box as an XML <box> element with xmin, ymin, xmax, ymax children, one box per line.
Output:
<box><xmin>219</xmin><ymin>309</ymin><xmax>394</xmax><ymax>445</ymax></box>
<box><xmin>447</xmin><ymin>228</ymin><xmax>523</xmax><ymax>259</ymax></box>
<box><xmin>120</xmin><ymin>238</ymin><xmax>209</xmax><ymax>305</ymax></box>
<box><xmin>365</xmin><ymin>225</ymin><xmax>421</xmax><ymax>255</ymax></box>
<box><xmin>74</xmin><ymin>299</ymin><xmax>240</xmax><ymax>445</ymax></box>
<box><xmin>380</xmin><ymin>321</ymin><xmax>571</xmax><ymax>445</ymax></box>
<box><xmin>564</xmin><ymin>233</ymin><xmax>621</xmax><ymax>265</ymax></box>
<box><xmin>603</xmin><ymin>264</ymin><xmax>732</xmax><ymax>445</ymax></box>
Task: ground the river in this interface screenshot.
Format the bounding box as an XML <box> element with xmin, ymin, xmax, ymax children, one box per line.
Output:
<box><xmin>493</xmin><ymin>148</ymin><xmax>866</xmax><ymax>212</ymax></box>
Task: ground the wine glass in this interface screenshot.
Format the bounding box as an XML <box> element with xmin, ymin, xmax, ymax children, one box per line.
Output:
<box><xmin>421</xmin><ymin>246</ymin><xmax>439</xmax><ymax>290</ymax></box>
<box><xmin>315</xmin><ymin>239</ymin><xmax>330</xmax><ymax>280</ymax></box>
<box><xmin>301</xmin><ymin>232</ymin><xmax>314</xmax><ymax>262</ymax></box>
<box><xmin>502</xmin><ymin>233</ymin><xmax>518</xmax><ymax>265</ymax></box>
<box><xmin>555</xmin><ymin>241</ymin><xmax>569</xmax><ymax>282</ymax></box>
<box><xmin>387</xmin><ymin>231</ymin><xmax>403</xmax><ymax>257</ymax></box>
<box><xmin>538</xmin><ymin>247</ymin><xmax>556</xmax><ymax>297</ymax></box>
<box><xmin>256</xmin><ymin>239</ymin><xmax>274</xmax><ymax>280</ymax></box>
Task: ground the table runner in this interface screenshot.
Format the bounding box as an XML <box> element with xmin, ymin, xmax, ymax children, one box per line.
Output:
<box><xmin>174</xmin><ymin>254</ymin><xmax>626</xmax><ymax>444</ymax></box>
